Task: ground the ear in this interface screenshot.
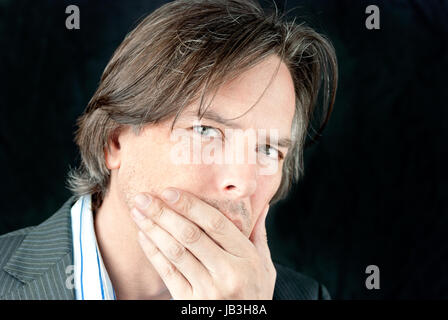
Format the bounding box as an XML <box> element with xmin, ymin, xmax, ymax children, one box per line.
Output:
<box><xmin>105</xmin><ymin>127</ymin><xmax>122</xmax><ymax>170</ymax></box>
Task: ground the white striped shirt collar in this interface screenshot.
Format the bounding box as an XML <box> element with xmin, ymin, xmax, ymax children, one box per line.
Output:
<box><xmin>71</xmin><ymin>194</ymin><xmax>116</xmax><ymax>300</ymax></box>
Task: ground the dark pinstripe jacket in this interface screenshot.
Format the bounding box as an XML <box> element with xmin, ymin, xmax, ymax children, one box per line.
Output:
<box><xmin>0</xmin><ymin>197</ymin><xmax>331</xmax><ymax>300</ymax></box>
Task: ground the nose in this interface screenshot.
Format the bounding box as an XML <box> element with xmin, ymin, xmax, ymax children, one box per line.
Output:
<box><xmin>216</xmin><ymin>163</ymin><xmax>258</xmax><ymax>199</ymax></box>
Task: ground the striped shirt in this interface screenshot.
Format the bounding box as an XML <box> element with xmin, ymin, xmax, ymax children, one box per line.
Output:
<box><xmin>70</xmin><ymin>194</ymin><xmax>116</xmax><ymax>300</ymax></box>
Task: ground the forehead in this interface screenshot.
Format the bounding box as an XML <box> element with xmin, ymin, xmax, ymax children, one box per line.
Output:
<box><xmin>181</xmin><ymin>55</ymin><xmax>296</xmax><ymax>136</ymax></box>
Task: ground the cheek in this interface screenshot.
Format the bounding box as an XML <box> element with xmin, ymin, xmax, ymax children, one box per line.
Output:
<box><xmin>250</xmin><ymin>171</ymin><xmax>283</xmax><ymax>222</ymax></box>
<box><xmin>258</xmin><ymin>167</ymin><xmax>283</xmax><ymax>199</ymax></box>
<box><xmin>116</xmin><ymin>135</ymin><xmax>176</xmax><ymax>208</ymax></box>
<box><xmin>116</xmin><ymin>132</ymin><xmax>205</xmax><ymax>209</ymax></box>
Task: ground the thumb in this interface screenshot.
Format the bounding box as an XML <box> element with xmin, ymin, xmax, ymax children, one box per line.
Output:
<box><xmin>250</xmin><ymin>204</ymin><xmax>270</xmax><ymax>254</ymax></box>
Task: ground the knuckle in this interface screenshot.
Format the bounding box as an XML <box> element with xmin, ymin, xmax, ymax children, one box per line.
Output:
<box><xmin>226</xmin><ymin>277</ymin><xmax>244</xmax><ymax>296</ymax></box>
<box><xmin>161</xmin><ymin>263</ymin><xmax>177</xmax><ymax>278</ymax></box>
<box><xmin>145</xmin><ymin>241</ymin><xmax>159</xmax><ymax>257</ymax></box>
<box><xmin>154</xmin><ymin>203</ymin><xmax>167</xmax><ymax>220</ymax></box>
<box><xmin>261</xmin><ymin>231</ymin><xmax>268</xmax><ymax>242</ymax></box>
<box><xmin>178</xmin><ymin>196</ymin><xmax>193</xmax><ymax>216</ymax></box>
<box><xmin>142</xmin><ymin>218</ymin><xmax>156</xmax><ymax>233</ymax></box>
<box><xmin>210</xmin><ymin>216</ymin><xmax>226</xmax><ymax>233</ymax></box>
<box><xmin>140</xmin><ymin>234</ymin><xmax>159</xmax><ymax>257</ymax></box>
<box><xmin>181</xmin><ymin>224</ymin><xmax>201</xmax><ymax>244</ymax></box>
<box><xmin>271</xmin><ymin>268</ymin><xmax>277</xmax><ymax>284</ymax></box>
<box><xmin>167</xmin><ymin>243</ymin><xmax>186</xmax><ymax>261</ymax></box>
<box><xmin>268</xmin><ymin>260</ymin><xmax>276</xmax><ymax>273</ymax></box>
<box><xmin>266</xmin><ymin>263</ymin><xmax>276</xmax><ymax>275</ymax></box>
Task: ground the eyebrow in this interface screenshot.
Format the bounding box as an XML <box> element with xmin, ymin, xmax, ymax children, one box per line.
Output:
<box><xmin>181</xmin><ymin>109</ymin><xmax>293</xmax><ymax>149</ymax></box>
<box><xmin>276</xmin><ymin>137</ymin><xmax>292</xmax><ymax>149</ymax></box>
<box><xmin>182</xmin><ymin>109</ymin><xmax>242</xmax><ymax>129</ymax></box>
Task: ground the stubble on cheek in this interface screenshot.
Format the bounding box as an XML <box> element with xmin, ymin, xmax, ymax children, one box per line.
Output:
<box><xmin>114</xmin><ymin>123</ymin><xmax>173</xmax><ymax>212</ymax></box>
<box><xmin>116</xmin><ymin>158</ymin><xmax>171</xmax><ymax>214</ymax></box>
<box><xmin>117</xmin><ymin>166</ymin><xmax>139</xmax><ymax>212</ymax></box>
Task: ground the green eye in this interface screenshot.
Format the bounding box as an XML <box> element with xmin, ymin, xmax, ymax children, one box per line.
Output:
<box><xmin>192</xmin><ymin>125</ymin><xmax>222</xmax><ymax>138</ymax></box>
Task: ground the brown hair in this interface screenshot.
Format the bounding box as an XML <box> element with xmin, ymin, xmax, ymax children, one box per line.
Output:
<box><xmin>67</xmin><ymin>0</ymin><xmax>338</xmax><ymax>211</ymax></box>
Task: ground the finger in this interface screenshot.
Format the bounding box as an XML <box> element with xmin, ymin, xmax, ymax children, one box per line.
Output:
<box><xmin>132</xmin><ymin>207</ymin><xmax>213</xmax><ymax>288</ymax></box>
<box><xmin>135</xmin><ymin>195</ymin><xmax>229</xmax><ymax>275</ymax></box>
<box><xmin>249</xmin><ymin>204</ymin><xmax>272</xmax><ymax>263</ymax></box>
<box><xmin>136</xmin><ymin>227</ymin><xmax>191</xmax><ymax>299</ymax></box>
<box><xmin>158</xmin><ymin>188</ymin><xmax>253</xmax><ymax>257</ymax></box>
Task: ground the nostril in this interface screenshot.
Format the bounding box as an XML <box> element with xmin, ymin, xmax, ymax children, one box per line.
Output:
<box><xmin>225</xmin><ymin>185</ymin><xmax>236</xmax><ymax>191</ymax></box>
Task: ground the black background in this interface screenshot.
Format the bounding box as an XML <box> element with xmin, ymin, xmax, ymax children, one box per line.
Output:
<box><xmin>0</xmin><ymin>0</ymin><xmax>447</xmax><ymax>299</ymax></box>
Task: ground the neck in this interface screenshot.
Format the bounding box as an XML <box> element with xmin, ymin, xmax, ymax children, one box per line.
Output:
<box><xmin>93</xmin><ymin>187</ymin><xmax>171</xmax><ymax>300</ymax></box>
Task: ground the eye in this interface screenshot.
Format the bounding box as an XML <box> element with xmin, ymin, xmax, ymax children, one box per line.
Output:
<box><xmin>192</xmin><ymin>125</ymin><xmax>222</xmax><ymax>138</ymax></box>
<box><xmin>257</xmin><ymin>145</ymin><xmax>284</xmax><ymax>160</ymax></box>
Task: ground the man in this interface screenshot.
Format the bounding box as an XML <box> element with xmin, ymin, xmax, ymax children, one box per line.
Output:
<box><xmin>0</xmin><ymin>0</ymin><xmax>337</xmax><ymax>300</ymax></box>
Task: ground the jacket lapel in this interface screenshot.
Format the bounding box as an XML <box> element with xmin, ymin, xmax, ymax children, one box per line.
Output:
<box><xmin>2</xmin><ymin>197</ymin><xmax>77</xmax><ymax>299</ymax></box>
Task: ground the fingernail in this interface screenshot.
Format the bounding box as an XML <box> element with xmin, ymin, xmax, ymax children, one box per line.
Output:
<box><xmin>162</xmin><ymin>189</ymin><xmax>179</xmax><ymax>203</ymax></box>
<box><xmin>131</xmin><ymin>208</ymin><xmax>146</xmax><ymax>221</ymax></box>
<box><xmin>135</xmin><ymin>193</ymin><xmax>151</xmax><ymax>209</ymax></box>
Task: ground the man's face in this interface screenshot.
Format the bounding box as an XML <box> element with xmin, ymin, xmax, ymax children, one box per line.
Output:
<box><xmin>107</xmin><ymin>55</ymin><xmax>296</xmax><ymax>237</ymax></box>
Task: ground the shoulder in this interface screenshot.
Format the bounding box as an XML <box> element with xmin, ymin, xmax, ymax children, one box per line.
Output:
<box><xmin>0</xmin><ymin>226</ymin><xmax>36</xmax><ymax>297</ymax></box>
<box><xmin>0</xmin><ymin>226</ymin><xmax>36</xmax><ymax>239</ymax></box>
<box><xmin>0</xmin><ymin>226</ymin><xmax>36</xmax><ymax>264</ymax></box>
<box><xmin>0</xmin><ymin>197</ymin><xmax>76</xmax><ymax>299</ymax></box>
<box><xmin>273</xmin><ymin>262</ymin><xmax>331</xmax><ymax>300</ymax></box>
<box><xmin>0</xmin><ymin>196</ymin><xmax>76</xmax><ymax>261</ymax></box>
